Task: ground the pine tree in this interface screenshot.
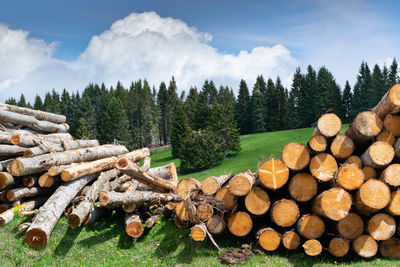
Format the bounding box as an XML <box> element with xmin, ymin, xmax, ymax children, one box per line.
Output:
<box><xmin>17</xmin><ymin>94</ymin><xmax>28</xmax><ymax>107</ymax></box>
<box><xmin>171</xmin><ymin>103</ymin><xmax>191</xmax><ymax>158</ymax></box>
<box><xmin>115</xmin><ymin>81</ymin><xmax>129</xmax><ymax>111</ymax></box>
<box><xmin>265</xmin><ymin>78</ymin><xmax>277</xmax><ymax>131</ymax></box>
<box><xmin>288</xmin><ymin>68</ymin><xmax>303</xmax><ymax>129</ymax></box>
<box><xmin>350</xmin><ymin>62</ymin><xmax>372</xmax><ymax>118</ymax></box>
<box><xmin>33</xmin><ymin>95</ymin><xmax>44</xmax><ymax>110</ymax></box>
<box><xmin>157</xmin><ymin>82</ymin><xmax>168</xmax><ymax>145</ymax></box>
<box><xmin>236</xmin><ymin>79</ymin><xmax>251</xmax><ymax>134</ymax></box>
<box><xmin>342</xmin><ymin>81</ymin><xmax>353</xmax><ymax>123</ymax></box>
<box><xmin>60</xmin><ymin>89</ymin><xmax>71</xmax><ymax>116</ymax></box>
<box><xmin>184</xmin><ymin>87</ymin><xmax>198</xmax><ymax>129</ymax></box>
<box><xmin>79</xmin><ymin>93</ymin><xmax>97</xmax><ymax>139</ymax></box>
<box><xmin>299</xmin><ymin>65</ymin><xmax>317</xmax><ymax>127</ymax></box>
<box><xmin>76</xmin><ymin>118</ymin><xmax>90</xmax><ymax>139</ymax></box>
<box><xmin>166</xmin><ymin>77</ymin><xmax>178</xmax><ymax>141</ymax></box>
<box><xmin>5</xmin><ymin>98</ymin><xmax>17</xmax><ymax>105</ymax></box>
<box><xmin>371</xmin><ymin>64</ymin><xmax>385</xmax><ymax>105</ymax></box>
<box><xmin>194</xmin><ymin>80</ymin><xmax>217</xmax><ymax>130</ymax></box>
<box><xmin>251</xmin><ymin>87</ymin><xmax>266</xmax><ymax>133</ymax></box>
<box><xmin>389</xmin><ymin>58</ymin><xmax>399</xmax><ymax>87</ymax></box>
<box><xmin>275</xmin><ymin>77</ymin><xmax>288</xmax><ymax>130</ymax></box>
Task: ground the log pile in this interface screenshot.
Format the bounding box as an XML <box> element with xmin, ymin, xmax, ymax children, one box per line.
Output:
<box><xmin>169</xmin><ymin>84</ymin><xmax>400</xmax><ymax>259</ymax></box>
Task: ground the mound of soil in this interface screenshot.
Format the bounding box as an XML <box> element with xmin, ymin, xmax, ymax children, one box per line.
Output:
<box><xmin>219</xmin><ymin>247</ymin><xmax>252</xmax><ymax>264</ymax></box>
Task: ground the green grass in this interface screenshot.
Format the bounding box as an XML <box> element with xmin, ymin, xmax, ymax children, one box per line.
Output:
<box><xmin>1</xmin><ymin>125</ymin><xmax>399</xmax><ymax>266</ymax></box>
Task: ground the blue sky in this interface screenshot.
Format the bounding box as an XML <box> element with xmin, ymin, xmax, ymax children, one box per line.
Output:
<box><xmin>0</xmin><ymin>0</ymin><xmax>399</xmax><ymax>101</ymax></box>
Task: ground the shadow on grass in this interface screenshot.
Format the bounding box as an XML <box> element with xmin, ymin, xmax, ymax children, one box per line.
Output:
<box><xmin>54</xmin><ymin>226</ymin><xmax>83</xmax><ymax>256</ymax></box>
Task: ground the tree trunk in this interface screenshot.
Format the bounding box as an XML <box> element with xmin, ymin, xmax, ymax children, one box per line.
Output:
<box><xmin>7</xmin><ymin>187</ymin><xmax>52</xmax><ymax>202</ymax></box>
<box><xmin>361</xmin><ymin>141</ymin><xmax>394</xmax><ymax>169</ymax></box>
<box><xmin>0</xmin><ymin>159</ymin><xmax>13</xmax><ymax>172</ymax></box>
<box><xmin>0</xmin><ymin>134</ymin><xmax>12</xmax><ymax>145</ymax></box>
<box><xmin>288</xmin><ymin>173</ymin><xmax>317</xmax><ymax>202</ymax></box>
<box><xmin>125</xmin><ymin>213</ymin><xmax>143</xmax><ymax>238</ymax></box>
<box><xmin>244</xmin><ymin>187</ymin><xmax>270</xmax><ymax>215</ymax></box>
<box><xmin>303</xmin><ymin>239</ymin><xmax>322</xmax><ymax>256</ymax></box>
<box><xmin>99</xmin><ymin>190</ymin><xmax>181</xmax><ymax>209</ymax></box>
<box><xmin>312</xmin><ymin>187</ymin><xmax>352</xmax><ymax>221</ymax></box>
<box><xmin>380</xmin><ymin>238</ymin><xmax>400</xmax><ymax>258</ymax></box>
<box><xmin>141</xmin><ymin>157</ymin><xmax>151</xmax><ymax>171</ymax></box>
<box><xmin>328</xmin><ymin>238</ymin><xmax>349</xmax><ymax>257</ymax></box>
<box><xmin>8</xmin><ymin>145</ymin><xmax>128</xmax><ymax>176</ymax></box>
<box><xmin>18</xmin><ymin>222</ymin><xmax>32</xmax><ymax>232</ymax></box>
<box><xmin>394</xmin><ymin>138</ymin><xmax>400</xmax><ymax>159</ymax></box>
<box><xmin>115</xmin><ymin>157</ymin><xmax>176</xmax><ymax>193</ymax></box>
<box><xmin>367</xmin><ymin>213</ymin><xmax>396</xmax><ymax>241</ymax></box>
<box><xmin>380</xmin><ymin>164</ymin><xmax>400</xmax><ymax>186</ymax></box>
<box><xmin>281</xmin><ymin>142</ymin><xmax>310</xmax><ymax>171</ymax></box>
<box><xmin>228</xmin><ymin>211</ymin><xmax>252</xmax><ymax>237</ymax></box>
<box><xmin>0</xmin><ymin>109</ymin><xmax>69</xmax><ymax>133</ymax></box>
<box><xmin>201</xmin><ymin>174</ymin><xmax>230</xmax><ymax>195</ymax></box>
<box><xmin>309</xmin><ymin>153</ymin><xmax>338</xmax><ymax>182</ymax></box>
<box><xmin>38</xmin><ymin>173</ymin><xmax>59</xmax><ymax>188</ymax></box>
<box><xmin>196</xmin><ymin>204</ymin><xmax>213</xmax><ymax>222</ymax></box>
<box><xmin>297</xmin><ymin>214</ymin><xmax>325</xmax><ymax>239</ymax></box>
<box><xmin>282</xmin><ymin>231</ymin><xmax>300</xmax><ymax>250</ymax></box>
<box><xmin>386</xmin><ymin>190</ymin><xmax>400</xmax><ymax>216</ymax></box>
<box><xmin>314</xmin><ymin>112</ymin><xmax>342</xmax><ymax>138</ymax></box>
<box><xmin>24</xmin><ymin>139</ymin><xmax>99</xmax><ymax>158</ymax></box>
<box><xmin>82</xmin><ymin>207</ymin><xmax>108</xmax><ymax>226</ymax></box>
<box><xmin>336</xmin><ymin>212</ymin><xmax>364</xmax><ymax>240</ymax></box>
<box><xmin>11</xmin><ymin>132</ymin><xmax>73</xmax><ymax>147</ymax></box>
<box><xmin>0</xmin><ymin>172</ymin><xmax>17</xmax><ymax>189</ymax></box>
<box><xmin>377</xmin><ymin>129</ymin><xmax>395</xmax><ymax>145</ymax></box>
<box><xmin>345</xmin><ymin>111</ymin><xmax>382</xmax><ymax>145</ymax></box>
<box><xmin>68</xmin><ymin>169</ymin><xmax>121</xmax><ymax>228</ymax></box>
<box><xmin>176</xmin><ymin>178</ymin><xmax>201</xmax><ymax>199</ymax></box>
<box><xmin>190</xmin><ymin>224</ymin><xmax>207</xmax><ymax>242</ymax></box>
<box><xmin>0</xmin><ymin>198</ymin><xmax>46</xmax><ymax>227</ymax></box>
<box><xmin>345</xmin><ymin>155</ymin><xmax>362</xmax><ymax>168</ymax></box>
<box><xmin>353</xmin><ymin>235</ymin><xmax>378</xmax><ymax>258</ymax></box>
<box><xmin>61</xmin><ymin>157</ymin><xmax>117</xmax><ymax>182</ymax></box>
<box><xmin>355</xmin><ymin>179</ymin><xmax>390</xmax><ymax>215</ymax></box>
<box><xmin>362</xmin><ymin>166</ymin><xmax>376</xmax><ymax>180</ymax></box>
<box><xmin>371</xmin><ymin>84</ymin><xmax>400</xmax><ymax>119</ymax></box>
<box><xmin>0</xmin><ymin>145</ymin><xmax>28</xmax><ymax>156</ymax></box>
<box><xmin>258</xmin><ymin>159</ymin><xmax>289</xmax><ymax>190</ymax></box>
<box><xmin>271</xmin><ymin>199</ymin><xmax>299</xmax><ymax>227</ymax></box>
<box><xmin>48</xmin><ymin>163</ymin><xmax>82</xmax><ymax>176</ymax></box>
<box><xmin>330</xmin><ymin>135</ymin><xmax>354</xmax><ymax>159</ymax></box>
<box><xmin>23</xmin><ymin>176</ymin><xmax>38</xmax><ymax>187</ymax></box>
<box><xmin>206</xmin><ymin>215</ymin><xmax>225</xmax><ymax>235</ymax></box>
<box><xmin>215</xmin><ymin>187</ymin><xmax>237</xmax><ymax>211</ymax></box>
<box><xmin>256</xmin><ymin>228</ymin><xmax>281</xmax><ymax>251</ymax></box>
<box><xmin>334</xmin><ymin>163</ymin><xmax>365</xmax><ymax>190</ymax></box>
<box><xmin>25</xmin><ymin>173</ymin><xmax>97</xmax><ymax>249</ymax></box>
<box><xmin>145</xmin><ymin>214</ymin><xmax>160</xmax><ymax>228</ymax></box>
<box><xmin>228</xmin><ymin>170</ymin><xmax>255</xmax><ymax>196</ymax></box>
<box><xmin>0</xmin><ymin>103</ymin><xmax>66</xmax><ymax>124</ymax></box>
<box><xmin>148</xmin><ymin>162</ymin><xmax>178</xmax><ymax>183</ymax></box>
<box><xmin>307</xmin><ymin>134</ymin><xmax>327</xmax><ymax>154</ymax></box>
<box><xmin>0</xmin><ymin>203</ymin><xmax>12</xmax><ymax>213</ymax></box>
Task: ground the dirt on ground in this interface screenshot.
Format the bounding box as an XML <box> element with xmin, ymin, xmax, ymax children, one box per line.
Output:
<box><xmin>219</xmin><ymin>247</ymin><xmax>252</xmax><ymax>264</ymax></box>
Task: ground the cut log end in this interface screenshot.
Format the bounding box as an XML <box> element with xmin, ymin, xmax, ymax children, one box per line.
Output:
<box><xmin>228</xmin><ymin>171</ymin><xmax>255</xmax><ymax>196</ymax></box>
<box><xmin>215</xmin><ymin>187</ymin><xmax>237</xmax><ymax>211</ymax></box>
<box><xmin>7</xmin><ymin>160</ymin><xmax>24</xmax><ymax>177</ymax></box>
<box><xmin>353</xmin><ymin>235</ymin><xmax>378</xmax><ymax>258</ymax></box>
<box><xmin>367</xmin><ymin>213</ymin><xmax>396</xmax><ymax>241</ymax></box>
<box><xmin>330</xmin><ymin>135</ymin><xmax>354</xmax><ymax>159</ymax></box>
<box><xmin>387</xmin><ymin>190</ymin><xmax>400</xmax><ymax>216</ymax></box>
<box><xmin>25</xmin><ymin>228</ymin><xmax>48</xmax><ymax>249</ymax></box>
<box><xmin>337</xmin><ymin>213</ymin><xmax>364</xmax><ymax>240</ymax></box>
<box><xmin>176</xmin><ymin>178</ymin><xmax>201</xmax><ymax>199</ymax></box>
<box><xmin>288</xmin><ymin>173</ymin><xmax>317</xmax><ymax>202</ymax></box>
<box><xmin>316</xmin><ymin>113</ymin><xmax>342</xmax><ymax>138</ymax></box>
<box><xmin>312</xmin><ymin>187</ymin><xmax>352</xmax><ymax>221</ymax></box>
<box><xmin>10</xmin><ymin>134</ymin><xmax>21</xmax><ymax>145</ymax></box>
<box><xmin>308</xmin><ymin>134</ymin><xmax>327</xmax><ymax>153</ymax></box>
<box><xmin>297</xmin><ymin>214</ymin><xmax>325</xmax><ymax>239</ymax></box>
<box><xmin>115</xmin><ymin>157</ymin><xmax>129</xmax><ymax>169</ymax></box>
<box><xmin>362</xmin><ymin>166</ymin><xmax>377</xmax><ymax>180</ymax></box>
<box><xmin>0</xmin><ymin>172</ymin><xmax>13</xmax><ymax>189</ymax></box>
<box><xmin>362</xmin><ymin>141</ymin><xmax>394</xmax><ymax>168</ymax></box>
<box><xmin>310</xmin><ymin>153</ymin><xmax>338</xmax><ymax>182</ymax></box>
<box><xmin>282</xmin><ymin>231</ymin><xmax>300</xmax><ymax>250</ymax></box>
<box><xmin>345</xmin><ymin>155</ymin><xmax>362</xmax><ymax>168</ymax></box>
<box><xmin>336</xmin><ymin>164</ymin><xmax>365</xmax><ymax>190</ymax></box>
<box><xmin>67</xmin><ymin>214</ymin><xmax>81</xmax><ymax>229</ymax></box>
<box><xmin>201</xmin><ymin>177</ymin><xmax>220</xmax><ymax>195</ymax></box>
<box><xmin>244</xmin><ymin>187</ymin><xmax>270</xmax><ymax>215</ymax></box>
<box><xmin>190</xmin><ymin>224</ymin><xmax>207</xmax><ymax>242</ymax></box>
<box><xmin>281</xmin><ymin>142</ymin><xmax>310</xmax><ymax>171</ymax></box>
<box><xmin>329</xmin><ymin>238</ymin><xmax>349</xmax><ymax>257</ymax></box>
<box><xmin>303</xmin><ymin>239</ymin><xmax>322</xmax><ymax>256</ymax></box>
<box><xmin>228</xmin><ymin>212</ymin><xmax>252</xmax><ymax>237</ymax></box>
<box><xmin>380</xmin><ymin>238</ymin><xmax>400</xmax><ymax>258</ymax></box>
<box><xmin>122</xmin><ymin>204</ymin><xmax>137</xmax><ymax>213</ymax></box>
<box><xmin>384</xmin><ymin>114</ymin><xmax>400</xmax><ymax>137</ymax></box>
<box><xmin>206</xmin><ymin>215</ymin><xmax>225</xmax><ymax>235</ymax></box>
<box><xmin>197</xmin><ymin>204</ymin><xmax>213</xmax><ymax>222</ymax></box>
<box><xmin>257</xmin><ymin>228</ymin><xmax>281</xmax><ymax>251</ymax></box>
<box><xmin>60</xmin><ymin>170</ymin><xmax>71</xmax><ymax>182</ymax></box>
<box><xmin>271</xmin><ymin>199</ymin><xmax>299</xmax><ymax>227</ymax></box>
<box><xmin>125</xmin><ymin>214</ymin><xmax>143</xmax><ymax>238</ymax></box>
<box><xmin>346</xmin><ymin>111</ymin><xmax>382</xmax><ymax>142</ymax></box>
<box><xmin>377</xmin><ymin>130</ymin><xmax>395</xmax><ymax>146</ymax></box>
<box><xmin>258</xmin><ymin>159</ymin><xmax>289</xmax><ymax>190</ymax></box>
<box><xmin>380</xmin><ymin>164</ymin><xmax>400</xmax><ymax>186</ymax></box>
<box><xmin>98</xmin><ymin>191</ymin><xmax>110</xmax><ymax>207</ymax></box>
<box><xmin>356</xmin><ymin>179</ymin><xmax>390</xmax><ymax>214</ymax></box>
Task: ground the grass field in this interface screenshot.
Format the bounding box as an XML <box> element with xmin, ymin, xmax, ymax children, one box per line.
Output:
<box><xmin>1</xmin><ymin>126</ymin><xmax>399</xmax><ymax>266</ymax></box>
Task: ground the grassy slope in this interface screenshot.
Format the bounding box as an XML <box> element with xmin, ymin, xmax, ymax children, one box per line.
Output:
<box><xmin>1</xmin><ymin>126</ymin><xmax>398</xmax><ymax>266</ymax></box>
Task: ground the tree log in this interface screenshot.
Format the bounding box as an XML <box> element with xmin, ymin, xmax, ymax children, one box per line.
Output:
<box><xmin>394</xmin><ymin>138</ymin><xmax>400</xmax><ymax>159</ymax></box>
<box><xmin>288</xmin><ymin>173</ymin><xmax>317</xmax><ymax>202</ymax></box>
<box><xmin>47</xmin><ymin>163</ymin><xmax>81</xmax><ymax>176</ymax></box>
<box><xmin>258</xmin><ymin>159</ymin><xmax>289</xmax><ymax>190</ymax></box>
<box><xmin>0</xmin><ymin>109</ymin><xmax>69</xmax><ymax>133</ymax></box>
<box><xmin>353</xmin><ymin>235</ymin><xmax>378</xmax><ymax>258</ymax></box>
<box><xmin>18</xmin><ymin>222</ymin><xmax>32</xmax><ymax>232</ymax></box>
<box><xmin>201</xmin><ymin>174</ymin><xmax>230</xmax><ymax>195</ymax></box>
<box><xmin>367</xmin><ymin>213</ymin><xmax>396</xmax><ymax>241</ymax></box>
<box><xmin>355</xmin><ymin>179</ymin><xmax>390</xmax><ymax>215</ymax></box>
<box><xmin>25</xmin><ymin>173</ymin><xmax>97</xmax><ymax>249</ymax></box>
<box><xmin>282</xmin><ymin>231</ymin><xmax>300</xmax><ymax>250</ymax></box>
<box><xmin>330</xmin><ymin>135</ymin><xmax>354</xmax><ymax>159</ymax></box>
<box><xmin>0</xmin><ymin>159</ymin><xmax>14</xmax><ymax>172</ymax></box>
<box><xmin>11</xmin><ymin>133</ymin><xmax>73</xmax><ymax>147</ymax></box>
<box><xmin>308</xmin><ymin>134</ymin><xmax>327</xmax><ymax>154</ymax></box>
<box><xmin>380</xmin><ymin>164</ymin><xmax>400</xmax><ymax>186</ymax></box>
<box><xmin>271</xmin><ymin>199</ymin><xmax>299</xmax><ymax>227</ymax></box>
<box><xmin>147</xmin><ymin>162</ymin><xmax>178</xmax><ymax>183</ymax></box>
<box><xmin>116</xmin><ymin>157</ymin><xmax>176</xmax><ymax>193</ymax></box>
<box><xmin>125</xmin><ymin>213</ymin><xmax>143</xmax><ymax>238</ymax></box>
<box><xmin>309</xmin><ymin>153</ymin><xmax>338</xmax><ymax>182</ymax></box>
<box><xmin>0</xmin><ymin>103</ymin><xmax>66</xmax><ymax>124</ymax></box>
<box><xmin>335</xmin><ymin>163</ymin><xmax>365</xmax><ymax>190</ymax></box>
<box><xmin>0</xmin><ymin>198</ymin><xmax>46</xmax><ymax>227</ymax></box>
<box><xmin>228</xmin><ymin>170</ymin><xmax>256</xmax><ymax>196</ymax></box>
<box><xmin>303</xmin><ymin>239</ymin><xmax>322</xmax><ymax>256</ymax></box>
<box><xmin>314</xmin><ymin>113</ymin><xmax>342</xmax><ymax>138</ymax></box>
<box><xmin>0</xmin><ymin>145</ymin><xmax>28</xmax><ymax>156</ymax></box>
<box><xmin>206</xmin><ymin>215</ymin><xmax>225</xmax><ymax>235</ymax></box>
<box><xmin>0</xmin><ymin>134</ymin><xmax>12</xmax><ymax>145</ymax></box>
<box><xmin>22</xmin><ymin>176</ymin><xmax>38</xmax><ymax>187</ymax></box>
<box><xmin>38</xmin><ymin>173</ymin><xmax>59</xmax><ymax>188</ymax></box>
<box><xmin>100</xmin><ymin>172</ymin><xmax>128</xmax><ymax>192</ymax></box>
<box><xmin>0</xmin><ymin>172</ymin><xmax>16</xmax><ymax>189</ymax></box>
<box><xmin>383</xmin><ymin>114</ymin><xmax>400</xmax><ymax>136</ymax></box>
<box><xmin>196</xmin><ymin>204</ymin><xmax>213</xmax><ymax>222</ymax></box>
<box><xmin>312</xmin><ymin>187</ymin><xmax>352</xmax><ymax>221</ymax></box>
<box><xmin>377</xmin><ymin>130</ymin><xmax>395</xmax><ymax>145</ymax></box>
<box><xmin>145</xmin><ymin>214</ymin><xmax>160</xmax><ymax>228</ymax></box>
<box><xmin>244</xmin><ymin>187</ymin><xmax>270</xmax><ymax>215</ymax></box>
<box><xmin>329</xmin><ymin>238</ymin><xmax>349</xmax><ymax>257</ymax></box>
<box><xmin>281</xmin><ymin>142</ymin><xmax>310</xmax><ymax>171</ymax></box>
<box><xmin>0</xmin><ymin>203</ymin><xmax>12</xmax><ymax>213</ymax></box>
<box><xmin>362</xmin><ymin>166</ymin><xmax>376</xmax><ymax>179</ymax></box>
<box><xmin>256</xmin><ymin>228</ymin><xmax>281</xmax><ymax>251</ymax></box>
<box><xmin>68</xmin><ymin>169</ymin><xmax>121</xmax><ymax>228</ymax></box>
<box><xmin>24</xmin><ymin>139</ymin><xmax>99</xmax><ymax>158</ymax></box>
<box><xmin>297</xmin><ymin>214</ymin><xmax>325</xmax><ymax>239</ymax></box>
<box><xmin>19</xmin><ymin>210</ymin><xmax>38</xmax><ymax>217</ymax></box>
<box><xmin>371</xmin><ymin>84</ymin><xmax>400</xmax><ymax>118</ymax></box>
<box><xmin>215</xmin><ymin>186</ymin><xmax>237</xmax><ymax>211</ymax></box>
<box><xmin>228</xmin><ymin>211</ymin><xmax>252</xmax><ymax>237</ymax></box>
<box><xmin>345</xmin><ymin>155</ymin><xmax>362</xmax><ymax>168</ymax></box>
<box><xmin>176</xmin><ymin>178</ymin><xmax>201</xmax><ymax>199</ymax></box>
<box><xmin>173</xmin><ymin>214</ymin><xmax>189</xmax><ymax>228</ymax></box>
<box><xmin>7</xmin><ymin>187</ymin><xmax>51</xmax><ymax>202</ymax></box>
<box><xmin>337</xmin><ymin>212</ymin><xmax>364</xmax><ymax>240</ymax></box>
<box><xmin>345</xmin><ymin>111</ymin><xmax>382</xmax><ymax>144</ymax></box>
<box><xmin>99</xmin><ymin>190</ymin><xmax>180</xmax><ymax>209</ymax></box>
<box><xmin>190</xmin><ymin>224</ymin><xmax>207</xmax><ymax>242</ymax></box>
<box><xmin>387</xmin><ymin>190</ymin><xmax>400</xmax><ymax>216</ymax></box>
<box><xmin>8</xmin><ymin>145</ymin><xmax>128</xmax><ymax>176</ymax></box>
<box><xmin>361</xmin><ymin>141</ymin><xmax>394</xmax><ymax>169</ymax></box>
<box><xmin>81</xmin><ymin>207</ymin><xmax>108</xmax><ymax>226</ymax></box>
<box><xmin>380</xmin><ymin>238</ymin><xmax>400</xmax><ymax>258</ymax></box>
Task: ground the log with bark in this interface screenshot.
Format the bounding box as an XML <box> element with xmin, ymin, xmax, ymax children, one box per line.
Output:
<box><xmin>201</xmin><ymin>174</ymin><xmax>230</xmax><ymax>195</ymax></box>
<box><xmin>288</xmin><ymin>173</ymin><xmax>317</xmax><ymax>202</ymax></box>
<box><xmin>355</xmin><ymin>179</ymin><xmax>390</xmax><ymax>215</ymax></box>
<box><xmin>282</xmin><ymin>231</ymin><xmax>300</xmax><ymax>250</ymax></box>
<box><xmin>24</xmin><ymin>139</ymin><xmax>99</xmax><ymax>158</ymax></box>
<box><xmin>334</xmin><ymin>163</ymin><xmax>365</xmax><ymax>190</ymax></box>
<box><xmin>380</xmin><ymin>238</ymin><xmax>400</xmax><ymax>258</ymax></box>
<box><xmin>345</xmin><ymin>111</ymin><xmax>382</xmax><ymax>145</ymax></box>
<box><xmin>376</xmin><ymin>130</ymin><xmax>395</xmax><ymax>145</ymax></box>
<box><xmin>380</xmin><ymin>164</ymin><xmax>400</xmax><ymax>186</ymax></box>
<box><xmin>281</xmin><ymin>142</ymin><xmax>310</xmax><ymax>171</ymax></box>
<box><xmin>0</xmin><ymin>172</ymin><xmax>16</xmax><ymax>189</ymax></box>
<box><xmin>206</xmin><ymin>215</ymin><xmax>225</xmax><ymax>235</ymax></box>
<box><xmin>386</xmin><ymin>190</ymin><xmax>400</xmax><ymax>216</ymax></box>
<box><xmin>303</xmin><ymin>239</ymin><xmax>322</xmax><ymax>256</ymax></box>
<box><xmin>7</xmin><ymin>187</ymin><xmax>52</xmax><ymax>202</ymax></box>
<box><xmin>353</xmin><ymin>235</ymin><xmax>378</xmax><ymax>258</ymax></box>
<box><xmin>244</xmin><ymin>187</ymin><xmax>270</xmax><ymax>215</ymax></box>
<box><xmin>125</xmin><ymin>213</ymin><xmax>143</xmax><ymax>238</ymax></box>
<box><xmin>176</xmin><ymin>178</ymin><xmax>201</xmax><ymax>199</ymax></box>
<box><xmin>256</xmin><ymin>228</ymin><xmax>281</xmax><ymax>251</ymax></box>
<box><xmin>336</xmin><ymin>212</ymin><xmax>364</xmax><ymax>240</ymax></box>
<box><xmin>309</xmin><ymin>153</ymin><xmax>338</xmax><ymax>182</ymax></box>
<box><xmin>297</xmin><ymin>214</ymin><xmax>325</xmax><ymax>239</ymax></box>
<box><xmin>0</xmin><ymin>198</ymin><xmax>46</xmax><ymax>227</ymax></box>
<box><xmin>190</xmin><ymin>224</ymin><xmax>207</xmax><ymax>242</ymax></box>
<box><xmin>372</xmin><ymin>84</ymin><xmax>400</xmax><ymax>119</ymax></box>
<box><xmin>308</xmin><ymin>134</ymin><xmax>327</xmax><ymax>154</ymax></box>
<box><xmin>215</xmin><ymin>186</ymin><xmax>237</xmax><ymax>211</ymax></box>
<box><xmin>361</xmin><ymin>141</ymin><xmax>394</xmax><ymax>169</ymax></box>
<box><xmin>330</xmin><ymin>135</ymin><xmax>354</xmax><ymax>159</ymax></box>
<box><xmin>0</xmin><ymin>144</ymin><xmax>28</xmax><ymax>156</ymax></box>
<box><xmin>38</xmin><ymin>173</ymin><xmax>59</xmax><ymax>188</ymax></box>
<box><xmin>312</xmin><ymin>187</ymin><xmax>352</xmax><ymax>221</ymax></box>
<box><xmin>367</xmin><ymin>213</ymin><xmax>396</xmax><ymax>241</ymax></box>
<box><xmin>0</xmin><ymin>103</ymin><xmax>67</xmax><ymax>124</ymax></box>
<box><xmin>228</xmin><ymin>211</ymin><xmax>252</xmax><ymax>237</ymax></box>
<box><xmin>22</xmin><ymin>176</ymin><xmax>38</xmax><ymax>187</ymax></box>
<box><xmin>11</xmin><ymin>132</ymin><xmax>73</xmax><ymax>147</ymax></box>
<box><xmin>258</xmin><ymin>159</ymin><xmax>289</xmax><ymax>190</ymax></box>
<box><xmin>148</xmin><ymin>162</ymin><xmax>178</xmax><ymax>183</ymax></box>
<box><xmin>228</xmin><ymin>170</ymin><xmax>256</xmax><ymax>196</ymax></box>
<box><xmin>25</xmin><ymin>173</ymin><xmax>98</xmax><ymax>249</ymax></box>
<box><xmin>328</xmin><ymin>238</ymin><xmax>349</xmax><ymax>257</ymax></box>
<box><xmin>313</xmin><ymin>112</ymin><xmax>342</xmax><ymax>138</ymax></box>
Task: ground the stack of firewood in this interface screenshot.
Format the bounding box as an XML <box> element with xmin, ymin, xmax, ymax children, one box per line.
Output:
<box><xmin>172</xmin><ymin>84</ymin><xmax>400</xmax><ymax>259</ymax></box>
<box><xmin>0</xmin><ymin>103</ymin><xmax>181</xmax><ymax>249</ymax></box>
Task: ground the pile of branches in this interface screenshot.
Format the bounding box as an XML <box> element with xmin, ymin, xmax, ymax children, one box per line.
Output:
<box><xmin>171</xmin><ymin>84</ymin><xmax>400</xmax><ymax>259</ymax></box>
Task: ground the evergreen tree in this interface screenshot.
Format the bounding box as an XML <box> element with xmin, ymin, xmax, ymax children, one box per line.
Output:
<box><xmin>371</xmin><ymin>64</ymin><xmax>385</xmax><ymax>105</ymax></box>
<box><xmin>184</xmin><ymin>87</ymin><xmax>198</xmax><ymax>129</ymax></box>
<box><xmin>5</xmin><ymin>97</ymin><xmax>17</xmax><ymax>105</ymax></box>
<box><xmin>389</xmin><ymin>58</ymin><xmax>399</xmax><ymax>87</ymax></box>
<box><xmin>157</xmin><ymin>82</ymin><xmax>168</xmax><ymax>145</ymax></box>
<box><xmin>253</xmin><ymin>76</ymin><xmax>267</xmax><ymax>128</ymax></box>
<box><xmin>194</xmin><ymin>80</ymin><xmax>217</xmax><ymax>130</ymax></box>
<box><xmin>171</xmin><ymin>103</ymin><xmax>191</xmax><ymax>158</ymax></box>
<box><xmin>79</xmin><ymin>93</ymin><xmax>97</xmax><ymax>139</ymax></box>
<box><xmin>342</xmin><ymin>81</ymin><xmax>353</xmax><ymax>123</ymax></box>
<box><xmin>115</xmin><ymin>81</ymin><xmax>129</xmax><ymax>111</ymax></box>
<box><xmin>60</xmin><ymin>89</ymin><xmax>71</xmax><ymax>117</ymax></box>
<box><xmin>251</xmin><ymin>87</ymin><xmax>266</xmax><ymax>133</ymax></box>
<box><xmin>275</xmin><ymin>77</ymin><xmax>288</xmax><ymax>130</ymax></box>
<box><xmin>235</xmin><ymin>79</ymin><xmax>251</xmax><ymax>134</ymax></box>
<box><xmin>166</xmin><ymin>77</ymin><xmax>178</xmax><ymax>140</ymax></box>
<box><xmin>265</xmin><ymin>78</ymin><xmax>278</xmax><ymax>131</ymax></box>
<box><xmin>33</xmin><ymin>95</ymin><xmax>44</xmax><ymax>110</ymax></box>
<box><xmin>288</xmin><ymin>68</ymin><xmax>303</xmax><ymax>129</ymax></box>
<box><xmin>299</xmin><ymin>65</ymin><xmax>317</xmax><ymax>126</ymax></box>
<box><xmin>17</xmin><ymin>94</ymin><xmax>28</xmax><ymax>107</ymax></box>
<box><xmin>350</xmin><ymin>62</ymin><xmax>372</xmax><ymax>119</ymax></box>
<box><xmin>76</xmin><ymin>118</ymin><xmax>90</xmax><ymax>139</ymax></box>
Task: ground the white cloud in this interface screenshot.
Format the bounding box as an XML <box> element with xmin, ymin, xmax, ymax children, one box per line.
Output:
<box><xmin>0</xmin><ymin>11</ymin><xmax>298</xmax><ymax>102</ymax></box>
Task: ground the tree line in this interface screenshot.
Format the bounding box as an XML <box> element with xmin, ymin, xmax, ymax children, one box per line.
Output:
<box><xmin>5</xmin><ymin>59</ymin><xmax>399</xmax><ymax>172</ymax></box>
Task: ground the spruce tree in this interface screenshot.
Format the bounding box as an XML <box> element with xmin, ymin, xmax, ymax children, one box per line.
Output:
<box><xmin>251</xmin><ymin>87</ymin><xmax>266</xmax><ymax>133</ymax></box>
<box><xmin>389</xmin><ymin>58</ymin><xmax>399</xmax><ymax>87</ymax></box>
<box><xmin>350</xmin><ymin>62</ymin><xmax>371</xmax><ymax>118</ymax></box>
<box><xmin>166</xmin><ymin>77</ymin><xmax>178</xmax><ymax>141</ymax></box>
<box><xmin>17</xmin><ymin>94</ymin><xmax>28</xmax><ymax>107</ymax></box>
<box><xmin>371</xmin><ymin>64</ymin><xmax>385</xmax><ymax>105</ymax></box>
<box><xmin>288</xmin><ymin>68</ymin><xmax>303</xmax><ymax>129</ymax></box>
<box><xmin>275</xmin><ymin>77</ymin><xmax>288</xmax><ymax>130</ymax></box>
<box><xmin>5</xmin><ymin>98</ymin><xmax>17</xmax><ymax>105</ymax></box>
<box><xmin>236</xmin><ymin>79</ymin><xmax>251</xmax><ymax>134</ymax></box>
<box><xmin>33</xmin><ymin>95</ymin><xmax>44</xmax><ymax>110</ymax></box>
<box><xmin>184</xmin><ymin>87</ymin><xmax>198</xmax><ymax>129</ymax></box>
<box><xmin>171</xmin><ymin>103</ymin><xmax>191</xmax><ymax>158</ymax></box>
<box><xmin>79</xmin><ymin>93</ymin><xmax>97</xmax><ymax>139</ymax></box>
<box><xmin>157</xmin><ymin>82</ymin><xmax>168</xmax><ymax>145</ymax></box>
<box><xmin>342</xmin><ymin>81</ymin><xmax>353</xmax><ymax>123</ymax></box>
<box><xmin>76</xmin><ymin>118</ymin><xmax>90</xmax><ymax>139</ymax></box>
<box><xmin>194</xmin><ymin>80</ymin><xmax>217</xmax><ymax>130</ymax></box>
<box><xmin>265</xmin><ymin>78</ymin><xmax>278</xmax><ymax>131</ymax></box>
<box><xmin>299</xmin><ymin>65</ymin><xmax>317</xmax><ymax>127</ymax></box>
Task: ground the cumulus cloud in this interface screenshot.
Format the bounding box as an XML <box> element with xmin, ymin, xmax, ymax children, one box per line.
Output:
<box><xmin>0</xmin><ymin>12</ymin><xmax>297</xmax><ymax>102</ymax></box>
